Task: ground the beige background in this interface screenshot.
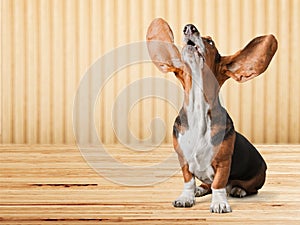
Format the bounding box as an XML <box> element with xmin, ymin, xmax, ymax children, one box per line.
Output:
<box><xmin>1</xmin><ymin>0</ymin><xmax>299</xmax><ymax>145</ymax></box>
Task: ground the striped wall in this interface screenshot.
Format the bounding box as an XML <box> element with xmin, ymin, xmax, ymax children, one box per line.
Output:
<box><xmin>1</xmin><ymin>0</ymin><xmax>300</xmax><ymax>145</ymax></box>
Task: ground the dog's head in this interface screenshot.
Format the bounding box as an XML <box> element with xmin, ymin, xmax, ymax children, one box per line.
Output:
<box><xmin>146</xmin><ymin>18</ymin><xmax>277</xmax><ymax>87</ymax></box>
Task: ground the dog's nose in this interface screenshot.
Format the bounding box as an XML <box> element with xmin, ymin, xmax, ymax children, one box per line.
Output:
<box><xmin>183</xmin><ymin>24</ymin><xmax>198</xmax><ymax>35</ymax></box>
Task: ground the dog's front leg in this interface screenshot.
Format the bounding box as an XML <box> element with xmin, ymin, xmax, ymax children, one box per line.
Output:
<box><xmin>210</xmin><ymin>134</ymin><xmax>235</xmax><ymax>213</ymax></box>
<box><xmin>172</xmin><ymin>164</ymin><xmax>196</xmax><ymax>207</ymax></box>
<box><xmin>210</xmin><ymin>162</ymin><xmax>232</xmax><ymax>213</ymax></box>
<box><xmin>172</xmin><ymin>136</ymin><xmax>196</xmax><ymax>208</ymax></box>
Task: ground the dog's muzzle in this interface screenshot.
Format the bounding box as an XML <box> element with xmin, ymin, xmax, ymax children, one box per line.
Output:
<box><xmin>183</xmin><ymin>24</ymin><xmax>205</xmax><ymax>57</ymax></box>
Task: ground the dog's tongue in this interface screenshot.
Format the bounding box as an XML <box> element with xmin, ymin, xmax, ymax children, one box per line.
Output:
<box><xmin>146</xmin><ymin>18</ymin><xmax>174</xmax><ymax>43</ymax></box>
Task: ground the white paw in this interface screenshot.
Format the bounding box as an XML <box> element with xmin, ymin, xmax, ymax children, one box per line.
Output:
<box><xmin>173</xmin><ymin>193</ymin><xmax>195</xmax><ymax>208</ymax></box>
<box><xmin>173</xmin><ymin>177</ymin><xmax>196</xmax><ymax>208</ymax></box>
<box><xmin>210</xmin><ymin>188</ymin><xmax>232</xmax><ymax>213</ymax></box>
<box><xmin>195</xmin><ymin>186</ymin><xmax>211</xmax><ymax>197</ymax></box>
<box><xmin>210</xmin><ymin>201</ymin><xmax>232</xmax><ymax>213</ymax></box>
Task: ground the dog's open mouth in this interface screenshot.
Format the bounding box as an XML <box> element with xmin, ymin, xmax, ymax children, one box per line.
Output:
<box><xmin>186</xmin><ymin>38</ymin><xmax>204</xmax><ymax>58</ymax></box>
<box><xmin>187</xmin><ymin>39</ymin><xmax>196</xmax><ymax>46</ymax></box>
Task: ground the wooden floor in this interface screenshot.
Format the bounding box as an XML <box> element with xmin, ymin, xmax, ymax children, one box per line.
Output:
<box><xmin>1</xmin><ymin>144</ymin><xmax>300</xmax><ymax>224</ymax></box>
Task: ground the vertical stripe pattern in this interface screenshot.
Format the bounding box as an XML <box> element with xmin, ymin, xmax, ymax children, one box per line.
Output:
<box><xmin>1</xmin><ymin>0</ymin><xmax>299</xmax><ymax>144</ymax></box>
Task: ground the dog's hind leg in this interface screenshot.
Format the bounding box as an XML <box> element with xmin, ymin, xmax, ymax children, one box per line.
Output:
<box><xmin>195</xmin><ymin>183</ymin><xmax>212</xmax><ymax>197</ymax></box>
<box><xmin>229</xmin><ymin>186</ymin><xmax>248</xmax><ymax>198</ymax></box>
<box><xmin>228</xmin><ymin>163</ymin><xmax>267</xmax><ymax>198</ymax></box>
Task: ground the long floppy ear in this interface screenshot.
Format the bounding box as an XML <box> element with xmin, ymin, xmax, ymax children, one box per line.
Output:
<box><xmin>146</xmin><ymin>18</ymin><xmax>184</xmax><ymax>74</ymax></box>
<box><xmin>221</xmin><ymin>35</ymin><xmax>278</xmax><ymax>82</ymax></box>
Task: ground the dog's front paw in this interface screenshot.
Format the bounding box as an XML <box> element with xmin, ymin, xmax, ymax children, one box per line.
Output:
<box><xmin>210</xmin><ymin>201</ymin><xmax>232</xmax><ymax>213</ymax></box>
<box><xmin>210</xmin><ymin>188</ymin><xmax>232</xmax><ymax>213</ymax></box>
<box><xmin>173</xmin><ymin>193</ymin><xmax>195</xmax><ymax>208</ymax></box>
<box><xmin>173</xmin><ymin>177</ymin><xmax>196</xmax><ymax>208</ymax></box>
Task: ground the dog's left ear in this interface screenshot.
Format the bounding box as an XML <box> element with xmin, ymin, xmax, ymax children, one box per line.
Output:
<box><xmin>221</xmin><ymin>35</ymin><xmax>278</xmax><ymax>82</ymax></box>
<box><xmin>146</xmin><ymin>18</ymin><xmax>184</xmax><ymax>74</ymax></box>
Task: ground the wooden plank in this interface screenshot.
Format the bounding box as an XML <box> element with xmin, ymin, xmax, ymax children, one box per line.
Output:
<box><xmin>0</xmin><ymin>145</ymin><xmax>300</xmax><ymax>224</ymax></box>
<box><xmin>252</xmin><ymin>0</ymin><xmax>266</xmax><ymax>143</ymax></box>
<box><xmin>0</xmin><ymin>0</ymin><xmax>2</xmax><ymax>143</ymax></box>
<box><xmin>227</xmin><ymin>0</ymin><xmax>242</xmax><ymax>133</ymax></box>
<box><xmin>39</xmin><ymin>0</ymin><xmax>52</xmax><ymax>143</ymax></box>
<box><xmin>239</xmin><ymin>0</ymin><xmax>254</xmax><ymax>140</ymax></box>
<box><xmin>52</xmin><ymin>0</ymin><xmax>65</xmax><ymax>144</ymax></box>
<box><xmin>64</xmin><ymin>0</ymin><xmax>78</xmax><ymax>145</ymax></box>
<box><xmin>277</xmin><ymin>0</ymin><xmax>290</xmax><ymax>143</ymax></box>
<box><xmin>76</xmin><ymin>0</ymin><xmax>91</xmax><ymax>145</ymax></box>
<box><xmin>25</xmin><ymin>0</ymin><xmax>39</xmax><ymax>144</ymax></box>
<box><xmin>289</xmin><ymin>0</ymin><xmax>300</xmax><ymax>143</ymax></box>
<box><xmin>12</xmin><ymin>0</ymin><xmax>26</xmax><ymax>144</ymax></box>
<box><xmin>265</xmin><ymin>0</ymin><xmax>279</xmax><ymax>143</ymax></box>
<box><xmin>1</xmin><ymin>0</ymin><xmax>13</xmax><ymax>143</ymax></box>
<box><xmin>151</xmin><ymin>0</ymin><xmax>167</xmax><ymax>145</ymax></box>
<box><xmin>101</xmin><ymin>0</ymin><xmax>116</xmax><ymax>144</ymax></box>
<box><xmin>90</xmin><ymin>0</ymin><xmax>102</xmax><ymax>145</ymax></box>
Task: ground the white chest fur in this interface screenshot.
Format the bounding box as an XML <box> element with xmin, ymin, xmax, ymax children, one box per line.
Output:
<box><xmin>178</xmin><ymin>57</ymin><xmax>215</xmax><ymax>184</ymax></box>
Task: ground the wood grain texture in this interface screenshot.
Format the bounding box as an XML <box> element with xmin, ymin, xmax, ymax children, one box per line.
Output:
<box><xmin>1</xmin><ymin>145</ymin><xmax>300</xmax><ymax>224</ymax></box>
<box><xmin>1</xmin><ymin>0</ymin><xmax>300</xmax><ymax>145</ymax></box>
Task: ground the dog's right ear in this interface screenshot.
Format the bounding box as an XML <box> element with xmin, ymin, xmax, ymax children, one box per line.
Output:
<box><xmin>220</xmin><ymin>35</ymin><xmax>278</xmax><ymax>83</ymax></box>
<box><xmin>146</xmin><ymin>18</ymin><xmax>184</xmax><ymax>74</ymax></box>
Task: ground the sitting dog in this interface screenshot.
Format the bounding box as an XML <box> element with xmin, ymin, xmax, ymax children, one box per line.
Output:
<box><xmin>146</xmin><ymin>18</ymin><xmax>277</xmax><ymax>213</ymax></box>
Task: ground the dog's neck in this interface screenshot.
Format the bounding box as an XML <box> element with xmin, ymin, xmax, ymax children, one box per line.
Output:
<box><xmin>183</xmin><ymin>60</ymin><xmax>222</xmax><ymax>114</ymax></box>
<box><xmin>185</xmin><ymin>58</ymin><xmax>205</xmax><ymax>110</ymax></box>
<box><xmin>182</xmin><ymin>57</ymin><xmax>211</xmax><ymax>135</ymax></box>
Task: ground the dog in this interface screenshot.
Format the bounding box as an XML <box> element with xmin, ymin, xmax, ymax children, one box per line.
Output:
<box><xmin>146</xmin><ymin>18</ymin><xmax>277</xmax><ymax>213</ymax></box>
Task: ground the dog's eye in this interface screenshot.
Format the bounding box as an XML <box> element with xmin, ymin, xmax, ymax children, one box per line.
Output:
<box><xmin>207</xmin><ymin>39</ymin><xmax>214</xmax><ymax>46</ymax></box>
